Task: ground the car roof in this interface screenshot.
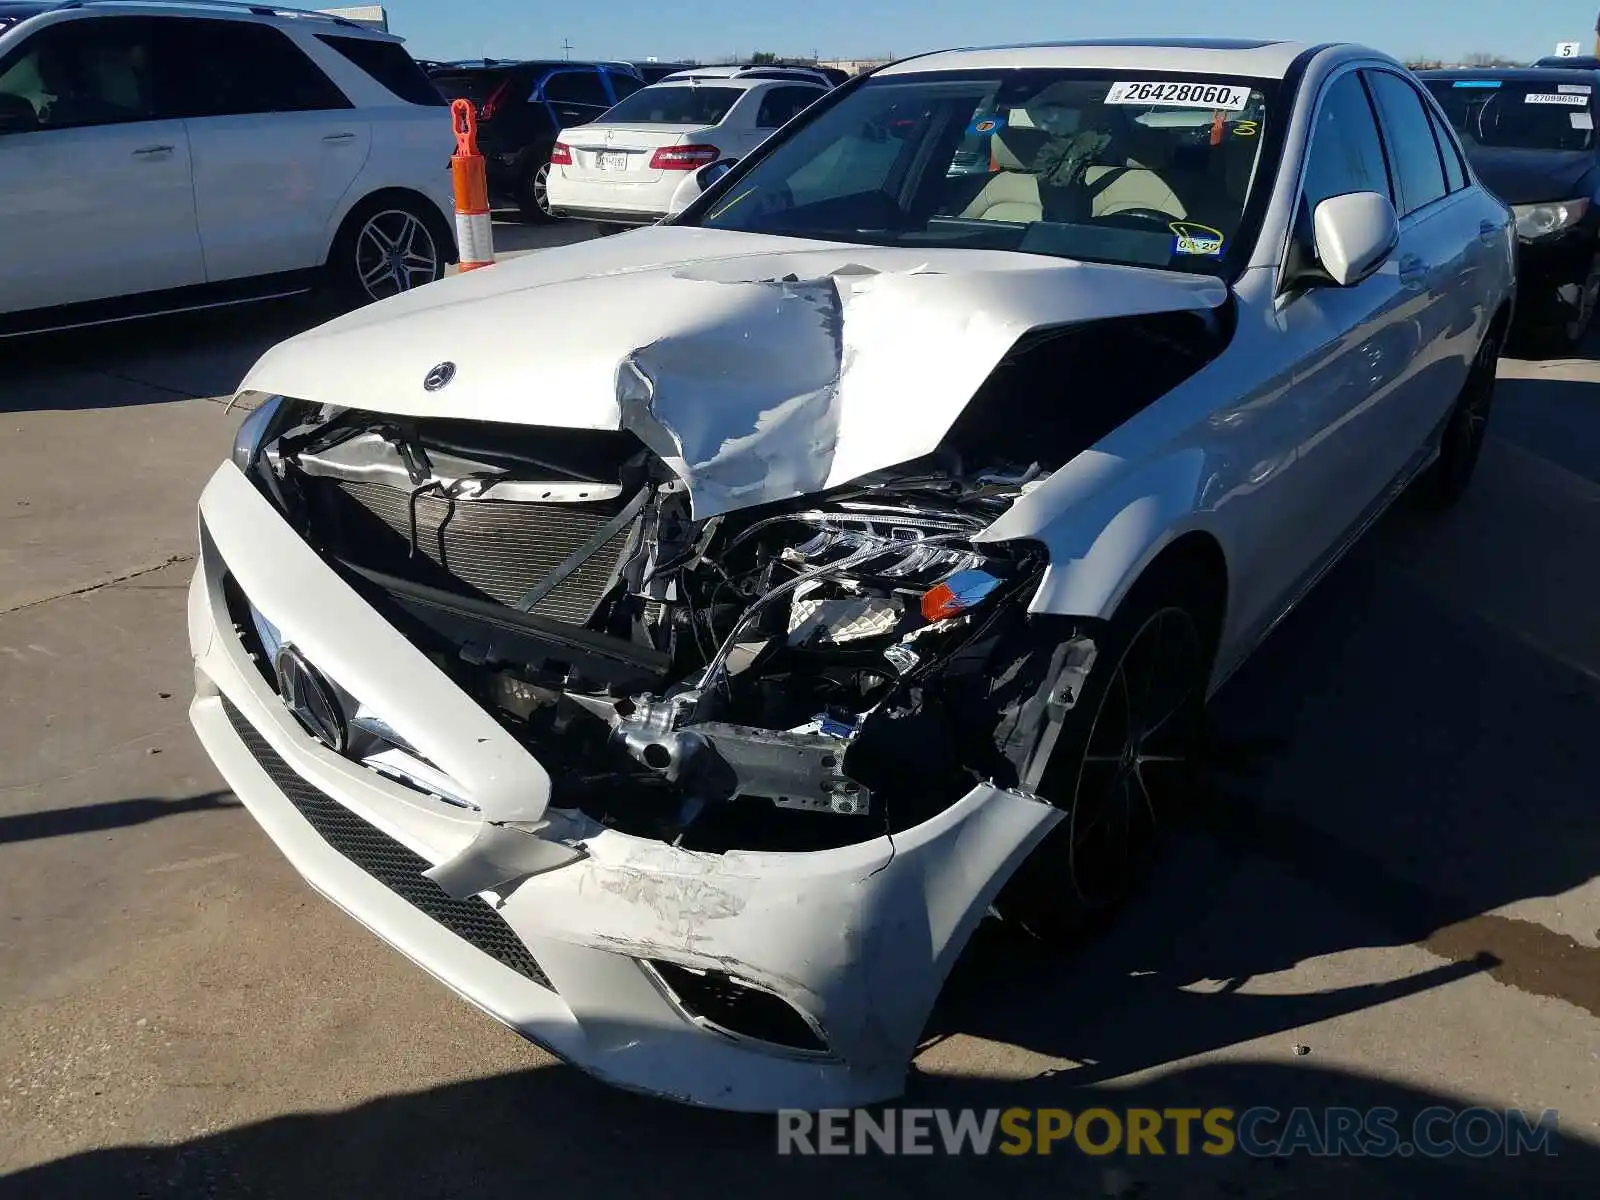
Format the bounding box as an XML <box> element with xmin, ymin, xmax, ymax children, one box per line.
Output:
<box><xmin>638</xmin><ymin>75</ymin><xmax>802</xmax><ymax>92</ymax></box>
<box><xmin>1418</xmin><ymin>66</ymin><xmax>1600</xmax><ymax>83</ymax></box>
<box><xmin>429</xmin><ymin>59</ymin><xmax>619</xmax><ymax>74</ymax></box>
<box><xmin>878</xmin><ymin>38</ymin><xmax>1325</xmax><ymax>80</ymax></box>
<box><xmin>1533</xmin><ymin>56</ymin><xmax>1600</xmax><ymax>68</ymax></box>
<box><xmin>0</xmin><ymin>0</ymin><xmax>401</xmax><ymax>39</ymax></box>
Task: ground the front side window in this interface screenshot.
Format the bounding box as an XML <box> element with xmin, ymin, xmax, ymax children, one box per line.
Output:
<box><xmin>600</xmin><ymin>84</ymin><xmax>744</xmax><ymax>125</ymax></box>
<box><xmin>1364</xmin><ymin>70</ymin><xmax>1448</xmax><ymax>214</ymax></box>
<box><xmin>1423</xmin><ymin>76</ymin><xmax>1596</xmax><ymax>153</ymax></box>
<box><xmin>690</xmin><ymin>69</ymin><xmax>1277</xmax><ymax>275</ymax></box>
<box><xmin>0</xmin><ymin>16</ymin><xmax>155</xmax><ymax>129</ymax></box>
<box><xmin>1300</xmin><ymin>71</ymin><xmax>1392</xmax><ymax>214</ymax></box>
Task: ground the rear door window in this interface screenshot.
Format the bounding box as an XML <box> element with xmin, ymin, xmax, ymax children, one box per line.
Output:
<box><xmin>162</xmin><ymin>18</ymin><xmax>351</xmax><ymax>117</ymax></box>
<box><xmin>756</xmin><ymin>84</ymin><xmax>822</xmax><ymax>128</ymax></box>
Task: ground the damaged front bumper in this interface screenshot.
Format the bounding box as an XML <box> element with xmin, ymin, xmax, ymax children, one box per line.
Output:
<box><xmin>188</xmin><ymin>461</ymin><xmax>1064</xmax><ymax>1110</ymax></box>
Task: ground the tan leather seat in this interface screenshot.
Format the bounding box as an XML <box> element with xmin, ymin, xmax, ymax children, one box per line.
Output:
<box><xmin>958</xmin><ymin>128</ymin><xmax>1045</xmax><ymax>222</ymax></box>
<box><xmin>1084</xmin><ymin>163</ymin><xmax>1188</xmax><ymax>219</ymax></box>
<box><xmin>959</xmin><ymin>121</ymin><xmax>1187</xmax><ymax>224</ymax></box>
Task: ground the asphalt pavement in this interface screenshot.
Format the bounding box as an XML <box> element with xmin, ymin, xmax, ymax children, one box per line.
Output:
<box><xmin>2</xmin><ymin>221</ymin><xmax>1598</xmax><ymax>1197</ymax></box>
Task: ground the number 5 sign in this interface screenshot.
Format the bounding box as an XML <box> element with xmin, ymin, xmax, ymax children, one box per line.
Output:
<box><xmin>1556</xmin><ymin>41</ymin><xmax>1581</xmax><ymax>56</ymax></box>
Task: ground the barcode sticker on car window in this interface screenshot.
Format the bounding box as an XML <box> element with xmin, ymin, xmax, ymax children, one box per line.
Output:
<box><xmin>1104</xmin><ymin>81</ymin><xmax>1250</xmax><ymax>110</ymax></box>
<box><xmin>1525</xmin><ymin>92</ymin><xmax>1591</xmax><ymax>106</ymax></box>
<box><xmin>1559</xmin><ymin>84</ymin><xmax>1593</xmax><ymax>93</ymax></box>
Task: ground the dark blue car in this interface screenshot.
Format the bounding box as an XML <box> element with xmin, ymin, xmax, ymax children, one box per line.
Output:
<box><xmin>427</xmin><ymin>59</ymin><xmax>645</xmax><ymax>221</ymax></box>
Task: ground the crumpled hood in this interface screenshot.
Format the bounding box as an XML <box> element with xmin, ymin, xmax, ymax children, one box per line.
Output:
<box><xmin>1467</xmin><ymin>146</ymin><xmax>1597</xmax><ymax>205</ymax></box>
<box><xmin>240</xmin><ymin>226</ymin><xmax>1227</xmax><ymax>518</ymax></box>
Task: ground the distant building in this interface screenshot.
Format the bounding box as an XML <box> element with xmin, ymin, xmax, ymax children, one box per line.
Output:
<box><xmin>317</xmin><ymin>6</ymin><xmax>388</xmax><ymax>30</ymax></box>
<box><xmin>819</xmin><ymin>58</ymin><xmax>893</xmax><ymax>75</ymax></box>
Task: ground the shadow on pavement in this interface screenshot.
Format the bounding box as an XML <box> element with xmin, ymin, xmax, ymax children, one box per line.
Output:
<box><xmin>2</xmin><ymin>300</ymin><xmax>329</xmax><ymax>412</ymax></box>
<box><xmin>0</xmin><ymin>1056</ymin><xmax>1588</xmax><ymax>1198</ymax></box>
<box><xmin>0</xmin><ymin>792</ymin><xmax>237</xmax><ymax>845</ymax></box>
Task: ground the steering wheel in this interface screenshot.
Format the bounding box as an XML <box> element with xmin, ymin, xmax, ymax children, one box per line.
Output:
<box><xmin>1097</xmin><ymin>206</ymin><xmax>1177</xmax><ymax>227</ymax></box>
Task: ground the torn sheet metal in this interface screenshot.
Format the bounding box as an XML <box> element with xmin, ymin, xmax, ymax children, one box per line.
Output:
<box><xmin>237</xmin><ymin>226</ymin><xmax>1227</xmax><ymax>520</ymax></box>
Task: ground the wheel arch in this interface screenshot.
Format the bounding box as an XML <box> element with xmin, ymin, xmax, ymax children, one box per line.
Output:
<box><xmin>326</xmin><ymin>187</ymin><xmax>459</xmax><ymax>267</ymax></box>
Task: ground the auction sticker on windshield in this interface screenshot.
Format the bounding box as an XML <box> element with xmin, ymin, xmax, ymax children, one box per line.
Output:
<box><xmin>1524</xmin><ymin>93</ymin><xmax>1590</xmax><ymax>106</ymax></box>
<box><xmin>1105</xmin><ymin>81</ymin><xmax>1250</xmax><ymax>110</ymax></box>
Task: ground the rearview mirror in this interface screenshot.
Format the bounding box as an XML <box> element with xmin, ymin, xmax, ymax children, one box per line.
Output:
<box><xmin>665</xmin><ymin>157</ymin><xmax>737</xmax><ymax>216</ymax></box>
<box><xmin>1311</xmin><ymin>191</ymin><xmax>1399</xmax><ymax>287</ymax></box>
<box><xmin>0</xmin><ymin>94</ymin><xmax>39</xmax><ymax>135</ymax></box>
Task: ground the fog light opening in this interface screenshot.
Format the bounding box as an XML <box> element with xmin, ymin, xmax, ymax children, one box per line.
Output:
<box><xmin>648</xmin><ymin>961</ymin><xmax>829</xmax><ymax>1056</ymax></box>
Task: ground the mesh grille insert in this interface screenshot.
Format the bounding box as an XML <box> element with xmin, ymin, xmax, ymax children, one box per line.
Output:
<box><xmin>221</xmin><ymin>698</ymin><xmax>551</xmax><ymax>990</ymax></box>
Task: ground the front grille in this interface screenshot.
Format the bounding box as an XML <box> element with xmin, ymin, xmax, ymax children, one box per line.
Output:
<box><xmin>221</xmin><ymin>698</ymin><xmax>551</xmax><ymax>990</ymax></box>
<box><xmin>305</xmin><ymin>477</ymin><xmax>636</xmax><ymax>624</ymax></box>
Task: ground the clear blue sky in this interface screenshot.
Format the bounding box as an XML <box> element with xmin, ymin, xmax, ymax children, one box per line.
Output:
<box><xmin>383</xmin><ymin>0</ymin><xmax>1597</xmax><ymax>66</ymax></box>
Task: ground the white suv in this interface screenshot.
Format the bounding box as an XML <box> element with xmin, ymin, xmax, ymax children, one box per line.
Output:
<box><xmin>0</xmin><ymin>0</ymin><xmax>458</xmax><ymax>335</ymax></box>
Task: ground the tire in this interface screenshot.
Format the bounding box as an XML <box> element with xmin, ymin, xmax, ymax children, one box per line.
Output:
<box><xmin>1412</xmin><ymin>326</ymin><xmax>1499</xmax><ymax>511</ymax></box>
<box><xmin>993</xmin><ymin>564</ymin><xmax>1213</xmax><ymax>945</ymax></box>
<box><xmin>517</xmin><ymin>155</ymin><xmax>556</xmax><ymax>224</ymax></box>
<box><xmin>326</xmin><ymin>195</ymin><xmax>448</xmax><ymax>309</ymax></box>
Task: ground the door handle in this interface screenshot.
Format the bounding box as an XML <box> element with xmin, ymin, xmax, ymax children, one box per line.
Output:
<box><xmin>132</xmin><ymin>144</ymin><xmax>173</xmax><ymax>157</ymax></box>
<box><xmin>1478</xmin><ymin>219</ymin><xmax>1501</xmax><ymax>245</ymax></box>
<box><xmin>1397</xmin><ymin>253</ymin><xmax>1427</xmax><ymax>288</ymax></box>
<box><xmin>322</xmin><ymin>132</ymin><xmax>356</xmax><ymax>142</ymax></box>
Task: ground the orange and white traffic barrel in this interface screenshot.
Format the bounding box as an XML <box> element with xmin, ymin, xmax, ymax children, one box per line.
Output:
<box><xmin>450</xmin><ymin>98</ymin><xmax>495</xmax><ymax>272</ymax></box>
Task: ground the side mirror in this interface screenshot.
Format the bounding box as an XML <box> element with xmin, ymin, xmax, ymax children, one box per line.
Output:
<box><xmin>665</xmin><ymin>157</ymin><xmax>737</xmax><ymax>216</ymax></box>
<box><xmin>0</xmin><ymin>95</ymin><xmax>39</xmax><ymax>135</ymax></box>
<box><xmin>1311</xmin><ymin>191</ymin><xmax>1399</xmax><ymax>287</ymax></box>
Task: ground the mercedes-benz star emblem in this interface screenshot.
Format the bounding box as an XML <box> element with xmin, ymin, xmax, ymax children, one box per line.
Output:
<box><xmin>274</xmin><ymin>646</ymin><xmax>347</xmax><ymax>753</ymax></box>
<box><xmin>423</xmin><ymin>361</ymin><xmax>456</xmax><ymax>392</ymax></box>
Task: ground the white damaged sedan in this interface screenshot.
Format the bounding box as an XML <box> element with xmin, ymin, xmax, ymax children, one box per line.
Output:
<box><xmin>189</xmin><ymin>39</ymin><xmax>1514</xmax><ymax>1110</ymax></box>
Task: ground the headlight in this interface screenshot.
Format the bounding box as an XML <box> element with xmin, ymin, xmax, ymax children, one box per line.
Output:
<box><xmin>1512</xmin><ymin>198</ymin><xmax>1590</xmax><ymax>240</ymax></box>
<box><xmin>230</xmin><ymin>394</ymin><xmax>286</xmax><ymax>470</ymax></box>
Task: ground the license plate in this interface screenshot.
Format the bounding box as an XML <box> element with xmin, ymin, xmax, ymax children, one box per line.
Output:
<box><xmin>596</xmin><ymin>151</ymin><xmax>628</xmax><ymax>171</ymax></box>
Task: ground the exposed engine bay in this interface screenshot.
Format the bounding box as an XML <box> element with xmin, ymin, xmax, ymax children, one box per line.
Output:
<box><xmin>229</xmin><ymin>307</ymin><xmax>1225</xmax><ymax>853</ymax></box>
<box><xmin>233</xmin><ymin>402</ymin><xmax>1083</xmax><ymax>853</ymax></box>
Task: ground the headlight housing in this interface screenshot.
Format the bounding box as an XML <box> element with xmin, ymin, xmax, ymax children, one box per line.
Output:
<box><xmin>1512</xmin><ymin>198</ymin><xmax>1590</xmax><ymax>240</ymax></box>
<box><xmin>230</xmin><ymin>394</ymin><xmax>286</xmax><ymax>470</ymax></box>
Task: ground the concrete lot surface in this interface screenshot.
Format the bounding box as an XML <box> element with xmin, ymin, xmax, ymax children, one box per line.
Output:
<box><xmin>2</xmin><ymin>221</ymin><xmax>1598</xmax><ymax>1197</ymax></box>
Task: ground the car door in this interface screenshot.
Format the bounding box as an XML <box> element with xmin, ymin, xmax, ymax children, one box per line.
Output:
<box><xmin>0</xmin><ymin>14</ymin><xmax>204</xmax><ymax>316</ymax></box>
<box><xmin>539</xmin><ymin>67</ymin><xmax>611</xmax><ymax>132</ymax></box>
<box><xmin>160</xmin><ymin>16</ymin><xmax>371</xmax><ymax>284</ymax></box>
<box><xmin>1273</xmin><ymin>67</ymin><xmax>1422</xmax><ymax>570</ymax></box>
<box><xmin>1364</xmin><ymin>68</ymin><xmax>1487</xmax><ymax>452</ymax></box>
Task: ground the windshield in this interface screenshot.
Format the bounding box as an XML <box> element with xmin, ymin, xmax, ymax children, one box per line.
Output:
<box><xmin>601</xmin><ymin>83</ymin><xmax>744</xmax><ymax>125</ymax></box>
<box><xmin>689</xmin><ymin>69</ymin><xmax>1274</xmax><ymax>273</ymax></box>
<box><xmin>1423</xmin><ymin>79</ymin><xmax>1596</xmax><ymax>151</ymax></box>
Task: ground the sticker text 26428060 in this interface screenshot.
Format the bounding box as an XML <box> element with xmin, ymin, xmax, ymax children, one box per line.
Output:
<box><xmin>1105</xmin><ymin>81</ymin><xmax>1250</xmax><ymax>111</ymax></box>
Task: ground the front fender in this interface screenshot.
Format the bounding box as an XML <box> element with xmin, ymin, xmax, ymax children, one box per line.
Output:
<box><xmin>976</xmin><ymin>447</ymin><xmax>1216</xmax><ymax>621</ymax></box>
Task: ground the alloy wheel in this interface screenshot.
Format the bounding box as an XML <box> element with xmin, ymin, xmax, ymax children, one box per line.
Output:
<box><xmin>1063</xmin><ymin>606</ymin><xmax>1203</xmax><ymax>910</ymax></box>
<box><xmin>354</xmin><ymin>209</ymin><xmax>441</xmax><ymax>301</ymax></box>
<box><xmin>533</xmin><ymin>162</ymin><xmax>553</xmax><ymax>217</ymax></box>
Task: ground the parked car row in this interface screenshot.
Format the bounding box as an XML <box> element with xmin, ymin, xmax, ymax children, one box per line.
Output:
<box><xmin>420</xmin><ymin>58</ymin><xmax>841</xmax><ymax>223</ymax></box>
